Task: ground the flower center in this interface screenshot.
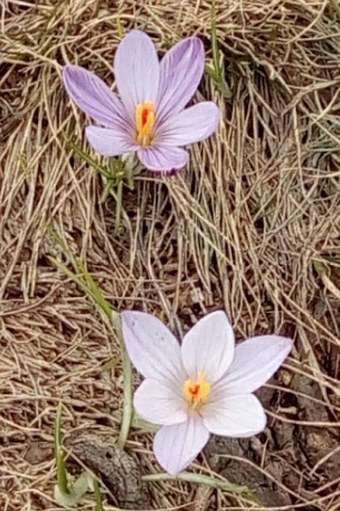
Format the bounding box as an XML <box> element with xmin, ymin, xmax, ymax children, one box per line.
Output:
<box><xmin>183</xmin><ymin>372</ymin><xmax>211</xmax><ymax>410</ymax></box>
<box><xmin>135</xmin><ymin>101</ymin><xmax>155</xmax><ymax>146</ymax></box>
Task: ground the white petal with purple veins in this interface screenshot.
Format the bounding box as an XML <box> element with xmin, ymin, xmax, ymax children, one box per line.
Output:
<box><xmin>134</xmin><ymin>378</ymin><xmax>187</xmax><ymax>425</ymax></box>
<box><xmin>63</xmin><ymin>66</ymin><xmax>130</xmax><ymax>130</ymax></box>
<box><xmin>153</xmin><ymin>416</ymin><xmax>210</xmax><ymax>475</ymax></box>
<box><xmin>114</xmin><ymin>30</ymin><xmax>160</xmax><ymax>122</ymax></box>
<box><xmin>121</xmin><ymin>311</ymin><xmax>186</xmax><ymax>383</ymax></box>
<box><xmin>85</xmin><ymin>126</ymin><xmax>137</xmax><ymax>156</ymax></box>
<box><xmin>137</xmin><ymin>145</ymin><xmax>188</xmax><ymax>171</ymax></box>
<box><xmin>203</xmin><ymin>394</ymin><xmax>266</xmax><ymax>437</ymax></box>
<box><xmin>181</xmin><ymin>311</ymin><xmax>235</xmax><ymax>383</ymax></box>
<box><xmin>213</xmin><ymin>336</ymin><xmax>293</xmax><ymax>397</ymax></box>
<box><xmin>157</xmin><ymin>102</ymin><xmax>220</xmax><ymax>146</ymax></box>
<box><xmin>157</xmin><ymin>37</ymin><xmax>205</xmax><ymax>124</ymax></box>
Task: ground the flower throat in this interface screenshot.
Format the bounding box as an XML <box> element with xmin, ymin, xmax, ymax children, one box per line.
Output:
<box><xmin>183</xmin><ymin>372</ymin><xmax>211</xmax><ymax>410</ymax></box>
<box><xmin>135</xmin><ymin>101</ymin><xmax>155</xmax><ymax>146</ymax></box>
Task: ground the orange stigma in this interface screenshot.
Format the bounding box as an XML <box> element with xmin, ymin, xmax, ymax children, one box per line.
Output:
<box><xmin>135</xmin><ymin>101</ymin><xmax>155</xmax><ymax>146</ymax></box>
<box><xmin>183</xmin><ymin>372</ymin><xmax>211</xmax><ymax>410</ymax></box>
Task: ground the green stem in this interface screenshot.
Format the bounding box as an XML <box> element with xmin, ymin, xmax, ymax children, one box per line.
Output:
<box><xmin>142</xmin><ymin>472</ymin><xmax>251</xmax><ymax>495</ymax></box>
<box><xmin>66</xmin><ymin>137</ymin><xmax>111</xmax><ymax>179</ymax></box>
<box><xmin>114</xmin><ymin>179</ymin><xmax>123</xmax><ymax>235</ymax></box>
<box><xmin>211</xmin><ymin>0</ymin><xmax>221</xmax><ymax>77</ymax></box>
<box><xmin>125</xmin><ymin>163</ymin><xmax>135</xmax><ymax>191</ymax></box>
<box><xmin>112</xmin><ymin>311</ymin><xmax>133</xmax><ymax>450</ymax></box>
<box><xmin>55</xmin><ymin>403</ymin><xmax>70</xmax><ymax>495</ymax></box>
<box><xmin>210</xmin><ymin>0</ymin><xmax>232</xmax><ymax>98</ymax></box>
<box><xmin>100</xmin><ymin>178</ymin><xmax>115</xmax><ymax>204</ymax></box>
<box><xmin>93</xmin><ymin>478</ymin><xmax>104</xmax><ymax>511</ymax></box>
<box><xmin>331</xmin><ymin>0</ymin><xmax>340</xmax><ymax>16</ymax></box>
<box><xmin>121</xmin><ymin>152</ymin><xmax>136</xmax><ymax>190</ymax></box>
<box><xmin>118</xmin><ymin>345</ymin><xmax>133</xmax><ymax>449</ymax></box>
<box><xmin>51</xmin><ymin>248</ymin><xmax>133</xmax><ymax>451</ymax></box>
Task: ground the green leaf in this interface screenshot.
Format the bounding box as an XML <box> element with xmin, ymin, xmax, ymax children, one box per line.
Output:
<box><xmin>54</xmin><ymin>472</ymin><xmax>89</xmax><ymax>508</ymax></box>
<box><xmin>66</xmin><ymin>137</ymin><xmax>112</xmax><ymax>179</ymax></box>
<box><xmin>93</xmin><ymin>477</ymin><xmax>105</xmax><ymax>511</ymax></box>
<box><xmin>54</xmin><ymin>403</ymin><xmax>70</xmax><ymax>496</ymax></box>
<box><xmin>209</xmin><ymin>0</ymin><xmax>232</xmax><ymax>99</ymax></box>
<box><xmin>101</xmin><ymin>357</ymin><xmax>119</xmax><ymax>372</ymax></box>
<box><xmin>143</xmin><ymin>471</ymin><xmax>259</xmax><ymax>502</ymax></box>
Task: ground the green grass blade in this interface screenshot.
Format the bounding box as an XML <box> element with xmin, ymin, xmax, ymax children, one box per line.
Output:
<box><xmin>54</xmin><ymin>403</ymin><xmax>70</xmax><ymax>495</ymax></box>
<box><xmin>210</xmin><ymin>0</ymin><xmax>232</xmax><ymax>98</ymax></box>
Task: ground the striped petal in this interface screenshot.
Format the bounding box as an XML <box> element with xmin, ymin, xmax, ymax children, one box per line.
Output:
<box><xmin>63</xmin><ymin>66</ymin><xmax>130</xmax><ymax>130</ymax></box>
<box><xmin>157</xmin><ymin>37</ymin><xmax>205</xmax><ymax>125</ymax></box>
<box><xmin>134</xmin><ymin>378</ymin><xmax>187</xmax><ymax>426</ymax></box>
<box><xmin>137</xmin><ymin>145</ymin><xmax>188</xmax><ymax>171</ymax></box>
<box><xmin>181</xmin><ymin>311</ymin><xmax>235</xmax><ymax>384</ymax></box>
<box><xmin>121</xmin><ymin>311</ymin><xmax>186</xmax><ymax>384</ymax></box>
<box><xmin>157</xmin><ymin>102</ymin><xmax>220</xmax><ymax>146</ymax></box>
<box><xmin>203</xmin><ymin>394</ymin><xmax>266</xmax><ymax>437</ymax></box>
<box><xmin>85</xmin><ymin>126</ymin><xmax>137</xmax><ymax>156</ymax></box>
<box><xmin>114</xmin><ymin>30</ymin><xmax>160</xmax><ymax>122</ymax></box>
<box><xmin>213</xmin><ymin>336</ymin><xmax>293</xmax><ymax>397</ymax></box>
<box><xmin>153</xmin><ymin>416</ymin><xmax>210</xmax><ymax>475</ymax></box>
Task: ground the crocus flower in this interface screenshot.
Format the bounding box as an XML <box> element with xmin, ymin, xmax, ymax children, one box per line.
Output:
<box><xmin>122</xmin><ymin>310</ymin><xmax>293</xmax><ymax>475</ymax></box>
<box><xmin>63</xmin><ymin>30</ymin><xmax>220</xmax><ymax>172</ymax></box>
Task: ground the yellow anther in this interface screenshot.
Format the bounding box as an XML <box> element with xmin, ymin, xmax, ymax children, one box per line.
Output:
<box><xmin>183</xmin><ymin>372</ymin><xmax>211</xmax><ymax>410</ymax></box>
<box><xmin>135</xmin><ymin>101</ymin><xmax>155</xmax><ymax>145</ymax></box>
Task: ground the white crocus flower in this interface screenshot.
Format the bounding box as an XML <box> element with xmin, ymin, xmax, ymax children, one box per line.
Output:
<box><xmin>122</xmin><ymin>310</ymin><xmax>293</xmax><ymax>475</ymax></box>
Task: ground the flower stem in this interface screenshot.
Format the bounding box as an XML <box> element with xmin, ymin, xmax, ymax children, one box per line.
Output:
<box><xmin>114</xmin><ymin>179</ymin><xmax>123</xmax><ymax>235</ymax></box>
<box><xmin>55</xmin><ymin>402</ymin><xmax>70</xmax><ymax>495</ymax></box>
<box><xmin>93</xmin><ymin>477</ymin><xmax>104</xmax><ymax>511</ymax></box>
<box><xmin>122</xmin><ymin>152</ymin><xmax>136</xmax><ymax>190</ymax></box>
<box><xmin>50</xmin><ymin>248</ymin><xmax>132</xmax><ymax>451</ymax></box>
<box><xmin>142</xmin><ymin>472</ymin><xmax>253</xmax><ymax>496</ymax></box>
<box><xmin>111</xmin><ymin>310</ymin><xmax>133</xmax><ymax>451</ymax></box>
<box><xmin>210</xmin><ymin>0</ymin><xmax>232</xmax><ymax>98</ymax></box>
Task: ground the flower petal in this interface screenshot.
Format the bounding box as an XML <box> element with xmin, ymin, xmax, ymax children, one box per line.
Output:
<box><xmin>114</xmin><ymin>30</ymin><xmax>160</xmax><ymax>121</ymax></box>
<box><xmin>121</xmin><ymin>311</ymin><xmax>186</xmax><ymax>384</ymax></box>
<box><xmin>181</xmin><ymin>311</ymin><xmax>235</xmax><ymax>384</ymax></box>
<box><xmin>157</xmin><ymin>37</ymin><xmax>205</xmax><ymax>124</ymax></box>
<box><xmin>137</xmin><ymin>145</ymin><xmax>188</xmax><ymax>171</ymax></box>
<box><xmin>63</xmin><ymin>65</ymin><xmax>130</xmax><ymax>129</ymax></box>
<box><xmin>203</xmin><ymin>394</ymin><xmax>266</xmax><ymax>437</ymax></box>
<box><xmin>156</xmin><ymin>102</ymin><xmax>220</xmax><ymax>146</ymax></box>
<box><xmin>214</xmin><ymin>336</ymin><xmax>293</xmax><ymax>396</ymax></box>
<box><xmin>85</xmin><ymin>126</ymin><xmax>137</xmax><ymax>156</ymax></box>
<box><xmin>153</xmin><ymin>416</ymin><xmax>210</xmax><ymax>475</ymax></box>
<box><xmin>134</xmin><ymin>378</ymin><xmax>187</xmax><ymax>426</ymax></box>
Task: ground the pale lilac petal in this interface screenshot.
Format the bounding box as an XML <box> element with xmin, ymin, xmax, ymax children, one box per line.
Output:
<box><xmin>114</xmin><ymin>30</ymin><xmax>160</xmax><ymax>121</ymax></box>
<box><xmin>134</xmin><ymin>378</ymin><xmax>187</xmax><ymax>426</ymax></box>
<box><xmin>157</xmin><ymin>37</ymin><xmax>205</xmax><ymax>124</ymax></box>
<box><xmin>121</xmin><ymin>311</ymin><xmax>186</xmax><ymax>384</ymax></box>
<box><xmin>63</xmin><ymin>66</ymin><xmax>130</xmax><ymax>129</ymax></box>
<box><xmin>203</xmin><ymin>394</ymin><xmax>266</xmax><ymax>437</ymax></box>
<box><xmin>181</xmin><ymin>311</ymin><xmax>235</xmax><ymax>384</ymax></box>
<box><xmin>137</xmin><ymin>146</ymin><xmax>188</xmax><ymax>171</ymax></box>
<box><xmin>85</xmin><ymin>126</ymin><xmax>137</xmax><ymax>156</ymax></box>
<box><xmin>153</xmin><ymin>416</ymin><xmax>210</xmax><ymax>475</ymax></box>
<box><xmin>214</xmin><ymin>336</ymin><xmax>293</xmax><ymax>396</ymax></box>
<box><xmin>156</xmin><ymin>102</ymin><xmax>220</xmax><ymax>146</ymax></box>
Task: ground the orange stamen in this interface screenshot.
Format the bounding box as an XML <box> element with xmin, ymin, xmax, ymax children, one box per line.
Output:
<box><xmin>184</xmin><ymin>372</ymin><xmax>211</xmax><ymax>410</ymax></box>
<box><xmin>135</xmin><ymin>101</ymin><xmax>155</xmax><ymax>146</ymax></box>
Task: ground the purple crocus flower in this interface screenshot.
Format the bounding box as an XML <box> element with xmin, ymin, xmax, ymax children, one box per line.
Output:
<box><xmin>122</xmin><ymin>310</ymin><xmax>293</xmax><ymax>475</ymax></box>
<box><xmin>63</xmin><ymin>30</ymin><xmax>220</xmax><ymax>172</ymax></box>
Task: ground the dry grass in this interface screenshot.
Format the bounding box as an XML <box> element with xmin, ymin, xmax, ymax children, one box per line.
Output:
<box><xmin>1</xmin><ymin>0</ymin><xmax>340</xmax><ymax>510</ymax></box>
